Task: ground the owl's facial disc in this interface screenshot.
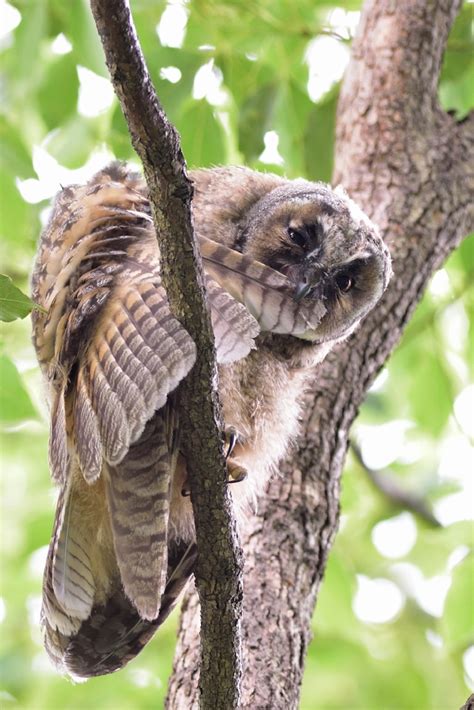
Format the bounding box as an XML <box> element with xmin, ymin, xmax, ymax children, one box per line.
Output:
<box><xmin>294</xmin><ymin>248</ymin><xmax>388</xmax><ymax>343</ymax></box>
<box><xmin>239</xmin><ymin>181</ymin><xmax>392</xmax><ymax>343</ymax></box>
<box><xmin>294</xmin><ymin>252</ymin><xmax>374</xmax><ymax>301</ymax></box>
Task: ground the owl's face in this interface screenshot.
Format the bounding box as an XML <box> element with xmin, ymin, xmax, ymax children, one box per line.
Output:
<box><xmin>239</xmin><ymin>181</ymin><xmax>392</xmax><ymax>345</ymax></box>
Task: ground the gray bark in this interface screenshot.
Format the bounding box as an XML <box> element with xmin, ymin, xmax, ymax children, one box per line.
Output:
<box><xmin>89</xmin><ymin>1</ymin><xmax>242</xmax><ymax>708</ymax></box>
<box><xmin>167</xmin><ymin>0</ymin><xmax>474</xmax><ymax>707</ymax></box>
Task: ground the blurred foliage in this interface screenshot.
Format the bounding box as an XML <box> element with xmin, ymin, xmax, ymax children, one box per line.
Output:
<box><xmin>0</xmin><ymin>0</ymin><xmax>473</xmax><ymax>708</ymax></box>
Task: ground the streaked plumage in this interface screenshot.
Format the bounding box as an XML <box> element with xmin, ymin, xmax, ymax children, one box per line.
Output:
<box><xmin>31</xmin><ymin>162</ymin><xmax>391</xmax><ymax>677</ymax></box>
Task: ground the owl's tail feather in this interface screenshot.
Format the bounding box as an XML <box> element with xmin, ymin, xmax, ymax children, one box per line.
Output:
<box><xmin>43</xmin><ymin>541</ymin><xmax>197</xmax><ymax>678</ymax></box>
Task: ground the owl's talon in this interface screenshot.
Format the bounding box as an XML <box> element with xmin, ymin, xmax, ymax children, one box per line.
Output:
<box><xmin>227</xmin><ymin>461</ymin><xmax>248</xmax><ymax>485</ymax></box>
<box><xmin>228</xmin><ymin>470</ymin><xmax>247</xmax><ymax>485</ymax></box>
<box><xmin>224</xmin><ymin>426</ymin><xmax>240</xmax><ymax>460</ymax></box>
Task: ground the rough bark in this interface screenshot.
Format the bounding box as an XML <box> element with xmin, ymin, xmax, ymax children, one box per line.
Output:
<box><xmin>167</xmin><ymin>0</ymin><xmax>474</xmax><ymax>707</ymax></box>
<box><xmin>89</xmin><ymin>2</ymin><xmax>242</xmax><ymax>708</ymax></box>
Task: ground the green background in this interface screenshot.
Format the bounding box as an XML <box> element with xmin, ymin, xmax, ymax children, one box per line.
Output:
<box><xmin>0</xmin><ymin>1</ymin><xmax>473</xmax><ymax>708</ymax></box>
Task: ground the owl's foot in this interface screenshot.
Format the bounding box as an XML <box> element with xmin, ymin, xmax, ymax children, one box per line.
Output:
<box><xmin>224</xmin><ymin>427</ymin><xmax>248</xmax><ymax>484</ymax></box>
<box><xmin>226</xmin><ymin>459</ymin><xmax>248</xmax><ymax>484</ymax></box>
<box><xmin>181</xmin><ymin>429</ymin><xmax>247</xmax><ymax>496</ymax></box>
<box><xmin>181</xmin><ymin>461</ymin><xmax>248</xmax><ymax>496</ymax></box>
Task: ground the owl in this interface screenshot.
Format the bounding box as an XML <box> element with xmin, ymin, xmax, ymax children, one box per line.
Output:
<box><xmin>31</xmin><ymin>163</ymin><xmax>391</xmax><ymax>678</ymax></box>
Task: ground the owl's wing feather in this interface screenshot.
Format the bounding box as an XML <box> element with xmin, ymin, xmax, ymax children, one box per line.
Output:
<box><xmin>200</xmin><ymin>237</ymin><xmax>326</xmax><ymax>335</ymax></box>
<box><xmin>206</xmin><ymin>277</ymin><xmax>260</xmax><ymax>363</ymax></box>
<box><xmin>49</xmin><ymin>390</ymin><xmax>69</xmax><ymax>485</ymax></box>
<box><xmin>47</xmin><ymin>542</ymin><xmax>198</xmax><ymax>679</ymax></box>
<box><xmin>67</xmin><ymin>279</ymin><xmax>196</xmax><ymax>475</ymax></box>
<box><xmin>105</xmin><ymin>412</ymin><xmax>173</xmax><ymax>621</ymax></box>
<box><xmin>73</xmin><ymin>368</ymin><xmax>102</xmax><ymax>483</ymax></box>
<box><xmin>43</xmin><ymin>485</ymin><xmax>87</xmax><ymax>638</ymax></box>
<box><xmin>51</xmin><ymin>482</ymin><xmax>96</xmax><ymax>621</ymax></box>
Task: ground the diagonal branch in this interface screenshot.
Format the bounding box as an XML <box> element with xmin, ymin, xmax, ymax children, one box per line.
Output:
<box><xmin>88</xmin><ymin>1</ymin><xmax>242</xmax><ymax>707</ymax></box>
<box><xmin>350</xmin><ymin>441</ymin><xmax>441</xmax><ymax>528</ymax></box>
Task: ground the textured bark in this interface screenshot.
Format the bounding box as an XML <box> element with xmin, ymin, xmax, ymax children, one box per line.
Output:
<box><xmin>167</xmin><ymin>0</ymin><xmax>474</xmax><ymax>707</ymax></box>
<box><xmin>89</xmin><ymin>2</ymin><xmax>242</xmax><ymax>708</ymax></box>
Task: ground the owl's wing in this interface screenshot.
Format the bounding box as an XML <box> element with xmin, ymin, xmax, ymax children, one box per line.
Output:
<box><xmin>200</xmin><ymin>236</ymin><xmax>326</xmax><ymax>336</ymax></box>
<box><xmin>33</xmin><ymin>166</ymin><xmax>269</xmax><ymax>677</ymax></box>
<box><xmin>31</xmin><ymin>170</ymin><xmax>201</xmax><ymax>674</ymax></box>
<box><xmin>40</xmin><ymin>272</ymin><xmax>196</xmax><ymax>626</ymax></box>
<box><xmin>40</xmin><ymin>274</ymin><xmax>197</xmax><ymax>671</ymax></box>
<box><xmin>51</xmin><ymin>541</ymin><xmax>198</xmax><ymax>678</ymax></box>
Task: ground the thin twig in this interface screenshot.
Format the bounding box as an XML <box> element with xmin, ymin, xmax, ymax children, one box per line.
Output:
<box><xmin>350</xmin><ymin>441</ymin><xmax>441</xmax><ymax>528</ymax></box>
<box><xmin>88</xmin><ymin>1</ymin><xmax>242</xmax><ymax>707</ymax></box>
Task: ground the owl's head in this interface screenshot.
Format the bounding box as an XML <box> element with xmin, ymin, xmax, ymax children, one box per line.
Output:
<box><xmin>237</xmin><ymin>180</ymin><xmax>392</xmax><ymax>346</ymax></box>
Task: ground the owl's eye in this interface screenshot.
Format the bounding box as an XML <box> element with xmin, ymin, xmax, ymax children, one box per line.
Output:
<box><xmin>335</xmin><ymin>272</ymin><xmax>354</xmax><ymax>292</ymax></box>
<box><xmin>288</xmin><ymin>227</ymin><xmax>307</xmax><ymax>249</ymax></box>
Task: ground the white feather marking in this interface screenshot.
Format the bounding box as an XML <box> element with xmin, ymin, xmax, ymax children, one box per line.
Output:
<box><xmin>52</xmin><ymin>487</ymin><xmax>95</xmax><ymax>619</ymax></box>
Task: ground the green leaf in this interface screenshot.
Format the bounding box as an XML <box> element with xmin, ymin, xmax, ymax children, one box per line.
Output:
<box><xmin>313</xmin><ymin>552</ymin><xmax>357</xmax><ymax>634</ymax></box>
<box><xmin>442</xmin><ymin>553</ymin><xmax>474</xmax><ymax>648</ymax></box>
<box><xmin>388</xmin><ymin>328</ymin><xmax>454</xmax><ymax>437</ymax></box>
<box><xmin>8</xmin><ymin>0</ymin><xmax>47</xmax><ymax>96</ymax></box>
<box><xmin>439</xmin><ymin>60</ymin><xmax>474</xmax><ymax>119</ymax></box>
<box><xmin>109</xmin><ymin>105</ymin><xmax>135</xmax><ymax>161</ymax></box>
<box><xmin>408</xmin><ymin>522</ymin><xmax>472</xmax><ymax>576</ymax></box>
<box><xmin>45</xmin><ymin>116</ymin><xmax>99</xmax><ymax>168</ymax></box>
<box><xmin>0</xmin><ymin>172</ymin><xmax>34</xmax><ymax>248</ymax></box>
<box><xmin>304</xmin><ymin>91</ymin><xmax>338</xmax><ymax>183</ymax></box>
<box><xmin>0</xmin><ymin>171</ymin><xmax>39</xmax><ymax>277</ymax></box>
<box><xmin>439</xmin><ymin>4</ymin><xmax>474</xmax><ymax>119</ymax></box>
<box><xmin>0</xmin><ymin>275</ymin><xmax>40</xmax><ymax>322</ymax></box>
<box><xmin>177</xmin><ymin>99</ymin><xmax>227</xmax><ymax>167</ymax></box>
<box><xmin>65</xmin><ymin>0</ymin><xmax>107</xmax><ymax>77</ymax></box>
<box><xmin>148</xmin><ymin>48</ymin><xmax>207</xmax><ymax>123</ymax></box>
<box><xmin>0</xmin><ymin>354</ymin><xmax>37</xmax><ymax>424</ymax></box>
<box><xmin>37</xmin><ymin>53</ymin><xmax>79</xmax><ymax>128</ymax></box>
<box><xmin>272</xmin><ymin>79</ymin><xmax>313</xmax><ymax>177</ymax></box>
<box><xmin>0</xmin><ymin>118</ymin><xmax>35</xmax><ymax>178</ymax></box>
<box><xmin>238</xmin><ymin>83</ymin><xmax>277</xmax><ymax>161</ymax></box>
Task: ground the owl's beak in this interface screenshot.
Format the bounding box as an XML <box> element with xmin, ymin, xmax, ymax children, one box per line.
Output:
<box><xmin>294</xmin><ymin>264</ymin><xmax>327</xmax><ymax>302</ymax></box>
<box><xmin>294</xmin><ymin>280</ymin><xmax>312</xmax><ymax>302</ymax></box>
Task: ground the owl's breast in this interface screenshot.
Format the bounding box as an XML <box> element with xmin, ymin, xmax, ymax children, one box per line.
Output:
<box><xmin>218</xmin><ymin>342</ymin><xmax>311</xmax><ymax>505</ymax></box>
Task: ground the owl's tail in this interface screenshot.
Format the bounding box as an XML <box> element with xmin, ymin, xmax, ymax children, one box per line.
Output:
<box><xmin>42</xmin><ymin>538</ymin><xmax>197</xmax><ymax>678</ymax></box>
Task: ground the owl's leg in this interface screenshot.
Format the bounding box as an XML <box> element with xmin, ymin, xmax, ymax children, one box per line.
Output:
<box><xmin>180</xmin><ymin>427</ymin><xmax>247</xmax><ymax>496</ymax></box>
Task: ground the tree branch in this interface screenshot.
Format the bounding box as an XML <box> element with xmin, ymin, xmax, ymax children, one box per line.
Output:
<box><xmin>168</xmin><ymin>1</ymin><xmax>473</xmax><ymax>707</ymax></box>
<box><xmin>88</xmin><ymin>1</ymin><xmax>242</xmax><ymax>707</ymax></box>
<box><xmin>350</xmin><ymin>442</ymin><xmax>441</xmax><ymax>528</ymax></box>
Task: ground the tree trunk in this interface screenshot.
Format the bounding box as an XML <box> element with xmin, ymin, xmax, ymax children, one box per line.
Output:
<box><xmin>167</xmin><ymin>0</ymin><xmax>474</xmax><ymax>707</ymax></box>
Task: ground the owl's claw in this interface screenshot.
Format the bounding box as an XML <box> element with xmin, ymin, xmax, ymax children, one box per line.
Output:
<box><xmin>224</xmin><ymin>426</ymin><xmax>239</xmax><ymax>460</ymax></box>
<box><xmin>226</xmin><ymin>460</ymin><xmax>248</xmax><ymax>485</ymax></box>
<box><xmin>181</xmin><ymin>428</ymin><xmax>246</xmax><ymax>496</ymax></box>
